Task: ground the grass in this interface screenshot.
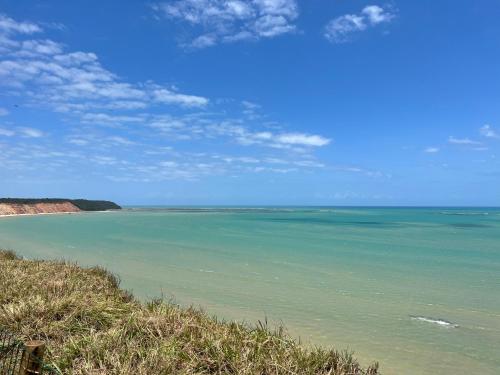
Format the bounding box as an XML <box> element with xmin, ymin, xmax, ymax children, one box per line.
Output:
<box><xmin>0</xmin><ymin>250</ymin><xmax>379</xmax><ymax>374</ymax></box>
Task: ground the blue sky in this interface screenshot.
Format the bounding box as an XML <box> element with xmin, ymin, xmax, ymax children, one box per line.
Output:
<box><xmin>0</xmin><ymin>0</ymin><xmax>499</xmax><ymax>206</ymax></box>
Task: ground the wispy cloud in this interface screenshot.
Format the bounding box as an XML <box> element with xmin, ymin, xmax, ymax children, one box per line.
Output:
<box><xmin>241</xmin><ymin>100</ymin><xmax>261</xmax><ymax>119</ymax></box>
<box><xmin>18</xmin><ymin>127</ymin><xmax>44</xmax><ymax>138</ymax></box>
<box><xmin>333</xmin><ymin>165</ymin><xmax>389</xmax><ymax>178</ymax></box>
<box><xmin>17</xmin><ymin>39</ymin><xmax>63</xmax><ymax>56</ymax></box>
<box><xmin>480</xmin><ymin>124</ymin><xmax>499</xmax><ymax>139</ymax></box>
<box><xmin>153</xmin><ymin>87</ymin><xmax>209</xmax><ymax>107</ymax></box>
<box><xmin>0</xmin><ymin>126</ymin><xmax>44</xmax><ymax>138</ymax></box>
<box><xmin>0</xmin><ymin>107</ymin><xmax>9</xmax><ymax>116</ymax></box>
<box><xmin>0</xmin><ymin>127</ymin><xmax>15</xmax><ymax>136</ymax></box>
<box><xmin>151</xmin><ymin>0</ymin><xmax>299</xmax><ymax>48</ymax></box>
<box><xmin>424</xmin><ymin>147</ymin><xmax>440</xmax><ymax>153</ymax></box>
<box><xmin>206</xmin><ymin>121</ymin><xmax>331</xmax><ymax>148</ymax></box>
<box><xmin>0</xmin><ymin>136</ymin><xmax>331</xmax><ymax>183</ymax></box>
<box><xmin>324</xmin><ymin>5</ymin><xmax>395</xmax><ymax>43</ymax></box>
<box><xmin>1</xmin><ymin>12</ymin><xmax>334</xmax><ymax>184</ymax></box>
<box><xmin>274</xmin><ymin>133</ymin><xmax>330</xmax><ymax>147</ymax></box>
<box><xmin>448</xmin><ymin>136</ymin><xmax>481</xmax><ymax>145</ymax></box>
<box><xmin>68</xmin><ymin>138</ymin><xmax>89</xmax><ymax>146</ymax></box>
<box><xmin>147</xmin><ymin>113</ymin><xmax>331</xmax><ymax>149</ymax></box>
<box><xmin>0</xmin><ymin>13</ymin><xmax>209</xmax><ymax>116</ymax></box>
<box><xmin>0</xmin><ymin>14</ymin><xmax>41</xmax><ymax>35</ymax></box>
<box><xmin>107</xmin><ymin>136</ymin><xmax>136</xmax><ymax>146</ymax></box>
<box><xmin>80</xmin><ymin>113</ymin><xmax>145</xmax><ymax>126</ymax></box>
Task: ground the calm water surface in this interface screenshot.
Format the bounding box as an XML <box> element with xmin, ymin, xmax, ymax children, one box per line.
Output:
<box><xmin>1</xmin><ymin>207</ymin><xmax>499</xmax><ymax>374</ymax></box>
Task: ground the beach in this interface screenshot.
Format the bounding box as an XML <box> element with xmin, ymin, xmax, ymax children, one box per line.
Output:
<box><xmin>0</xmin><ymin>212</ymin><xmax>81</xmax><ymax>218</ymax></box>
<box><xmin>0</xmin><ymin>210</ymin><xmax>114</xmax><ymax>218</ymax></box>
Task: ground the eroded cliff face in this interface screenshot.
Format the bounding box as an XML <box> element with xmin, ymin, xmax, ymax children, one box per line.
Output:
<box><xmin>0</xmin><ymin>202</ymin><xmax>81</xmax><ymax>216</ymax></box>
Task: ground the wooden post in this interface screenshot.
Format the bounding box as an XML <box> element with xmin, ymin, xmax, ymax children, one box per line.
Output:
<box><xmin>19</xmin><ymin>340</ymin><xmax>45</xmax><ymax>375</ymax></box>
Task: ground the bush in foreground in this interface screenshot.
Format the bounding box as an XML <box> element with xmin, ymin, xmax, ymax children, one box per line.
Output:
<box><xmin>0</xmin><ymin>250</ymin><xmax>379</xmax><ymax>374</ymax></box>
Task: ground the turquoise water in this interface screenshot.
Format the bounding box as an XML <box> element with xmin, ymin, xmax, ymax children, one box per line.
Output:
<box><xmin>1</xmin><ymin>207</ymin><xmax>499</xmax><ymax>374</ymax></box>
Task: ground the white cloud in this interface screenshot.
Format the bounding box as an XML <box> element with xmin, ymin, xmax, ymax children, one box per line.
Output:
<box><xmin>149</xmin><ymin>116</ymin><xmax>187</xmax><ymax>133</ymax></box>
<box><xmin>207</xmin><ymin>122</ymin><xmax>330</xmax><ymax>148</ymax></box>
<box><xmin>242</xmin><ymin>100</ymin><xmax>260</xmax><ymax>110</ymax></box>
<box><xmin>424</xmin><ymin>147</ymin><xmax>439</xmax><ymax>153</ymax></box>
<box><xmin>241</xmin><ymin>100</ymin><xmax>261</xmax><ymax>119</ymax></box>
<box><xmin>448</xmin><ymin>136</ymin><xmax>481</xmax><ymax>145</ymax></box>
<box><xmin>81</xmin><ymin>113</ymin><xmax>145</xmax><ymax>125</ymax></box>
<box><xmin>17</xmin><ymin>127</ymin><xmax>44</xmax><ymax>138</ymax></box>
<box><xmin>362</xmin><ymin>5</ymin><xmax>394</xmax><ymax>24</ymax></box>
<box><xmin>324</xmin><ymin>5</ymin><xmax>395</xmax><ymax>43</ymax></box>
<box><xmin>68</xmin><ymin>138</ymin><xmax>89</xmax><ymax>146</ymax></box>
<box><xmin>0</xmin><ymin>126</ymin><xmax>44</xmax><ymax>138</ymax></box>
<box><xmin>0</xmin><ymin>54</ymin><xmax>208</xmax><ymax>110</ymax></box>
<box><xmin>53</xmin><ymin>51</ymin><xmax>98</xmax><ymax>65</ymax></box>
<box><xmin>275</xmin><ymin>133</ymin><xmax>330</xmax><ymax>146</ymax></box>
<box><xmin>19</xmin><ymin>39</ymin><xmax>63</xmax><ymax>55</ymax></box>
<box><xmin>66</xmin><ymin>132</ymin><xmax>137</xmax><ymax>148</ymax></box>
<box><xmin>254</xmin><ymin>0</ymin><xmax>298</xmax><ymax>18</ymax></box>
<box><xmin>92</xmin><ymin>155</ymin><xmax>119</xmax><ymax>165</ymax></box>
<box><xmin>107</xmin><ymin>136</ymin><xmax>135</xmax><ymax>145</ymax></box>
<box><xmin>0</xmin><ymin>127</ymin><xmax>15</xmax><ymax>136</ymax></box>
<box><xmin>334</xmin><ymin>165</ymin><xmax>388</xmax><ymax>178</ymax></box>
<box><xmin>0</xmin><ymin>107</ymin><xmax>8</xmax><ymax>116</ymax></box>
<box><xmin>325</xmin><ymin>14</ymin><xmax>366</xmax><ymax>43</ymax></box>
<box><xmin>252</xmin><ymin>14</ymin><xmax>295</xmax><ymax>37</ymax></box>
<box><xmin>152</xmin><ymin>0</ymin><xmax>299</xmax><ymax>48</ymax></box>
<box><xmin>145</xmin><ymin>113</ymin><xmax>331</xmax><ymax>150</ymax></box>
<box><xmin>1</xmin><ymin>133</ymin><xmax>331</xmax><ymax>183</ymax></box>
<box><xmin>252</xmin><ymin>166</ymin><xmax>296</xmax><ymax>173</ymax></box>
<box><xmin>293</xmin><ymin>160</ymin><xmax>325</xmax><ymax>168</ymax></box>
<box><xmin>159</xmin><ymin>161</ymin><xmax>178</xmax><ymax>167</ymax></box>
<box><xmin>191</xmin><ymin>34</ymin><xmax>218</xmax><ymax>48</ymax></box>
<box><xmin>0</xmin><ymin>15</ymin><xmax>209</xmax><ymax>116</ymax></box>
<box><xmin>480</xmin><ymin>124</ymin><xmax>499</xmax><ymax>139</ymax></box>
<box><xmin>153</xmin><ymin>88</ymin><xmax>209</xmax><ymax>107</ymax></box>
<box><xmin>0</xmin><ymin>12</ymin><xmax>333</xmax><ymax>183</ymax></box>
<box><xmin>0</xmin><ymin>14</ymin><xmax>41</xmax><ymax>34</ymax></box>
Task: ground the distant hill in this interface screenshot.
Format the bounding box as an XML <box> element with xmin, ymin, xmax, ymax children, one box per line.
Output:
<box><xmin>0</xmin><ymin>198</ymin><xmax>121</xmax><ymax>211</ymax></box>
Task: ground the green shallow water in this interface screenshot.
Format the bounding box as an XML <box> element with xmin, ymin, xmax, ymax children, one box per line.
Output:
<box><xmin>1</xmin><ymin>207</ymin><xmax>499</xmax><ymax>374</ymax></box>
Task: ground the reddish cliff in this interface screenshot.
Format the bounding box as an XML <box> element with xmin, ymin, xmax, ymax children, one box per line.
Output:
<box><xmin>0</xmin><ymin>202</ymin><xmax>81</xmax><ymax>216</ymax></box>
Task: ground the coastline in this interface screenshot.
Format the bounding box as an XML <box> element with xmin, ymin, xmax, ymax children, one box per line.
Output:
<box><xmin>0</xmin><ymin>210</ymin><xmax>117</xmax><ymax>219</ymax></box>
<box><xmin>0</xmin><ymin>211</ymin><xmax>82</xmax><ymax>219</ymax></box>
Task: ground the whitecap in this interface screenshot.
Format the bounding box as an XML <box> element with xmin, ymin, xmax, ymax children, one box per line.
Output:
<box><xmin>439</xmin><ymin>211</ymin><xmax>489</xmax><ymax>216</ymax></box>
<box><xmin>410</xmin><ymin>316</ymin><xmax>458</xmax><ymax>328</ymax></box>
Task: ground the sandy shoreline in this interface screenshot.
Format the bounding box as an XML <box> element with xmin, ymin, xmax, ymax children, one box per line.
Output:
<box><xmin>0</xmin><ymin>210</ymin><xmax>113</xmax><ymax>219</ymax></box>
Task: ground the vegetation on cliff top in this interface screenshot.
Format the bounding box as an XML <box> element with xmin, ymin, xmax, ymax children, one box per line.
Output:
<box><xmin>0</xmin><ymin>250</ymin><xmax>379</xmax><ymax>374</ymax></box>
<box><xmin>0</xmin><ymin>198</ymin><xmax>121</xmax><ymax>211</ymax></box>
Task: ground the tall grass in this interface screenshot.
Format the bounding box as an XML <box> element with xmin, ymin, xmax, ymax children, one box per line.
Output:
<box><xmin>0</xmin><ymin>250</ymin><xmax>379</xmax><ymax>374</ymax></box>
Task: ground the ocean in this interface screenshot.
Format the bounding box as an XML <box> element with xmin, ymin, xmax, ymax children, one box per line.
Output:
<box><xmin>0</xmin><ymin>207</ymin><xmax>499</xmax><ymax>374</ymax></box>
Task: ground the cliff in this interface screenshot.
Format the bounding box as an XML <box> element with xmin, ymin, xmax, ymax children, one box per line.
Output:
<box><xmin>0</xmin><ymin>198</ymin><xmax>121</xmax><ymax>216</ymax></box>
<box><xmin>0</xmin><ymin>201</ymin><xmax>80</xmax><ymax>216</ymax></box>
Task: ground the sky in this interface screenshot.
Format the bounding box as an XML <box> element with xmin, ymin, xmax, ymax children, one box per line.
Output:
<box><xmin>0</xmin><ymin>0</ymin><xmax>499</xmax><ymax>206</ymax></box>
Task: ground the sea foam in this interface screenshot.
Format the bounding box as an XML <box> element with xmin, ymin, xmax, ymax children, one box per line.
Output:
<box><xmin>410</xmin><ymin>316</ymin><xmax>458</xmax><ymax>328</ymax></box>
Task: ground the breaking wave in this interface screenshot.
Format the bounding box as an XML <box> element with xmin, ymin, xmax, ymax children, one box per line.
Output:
<box><xmin>410</xmin><ymin>316</ymin><xmax>458</xmax><ymax>328</ymax></box>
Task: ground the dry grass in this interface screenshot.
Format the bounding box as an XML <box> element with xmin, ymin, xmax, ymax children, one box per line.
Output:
<box><xmin>0</xmin><ymin>250</ymin><xmax>379</xmax><ymax>375</ymax></box>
